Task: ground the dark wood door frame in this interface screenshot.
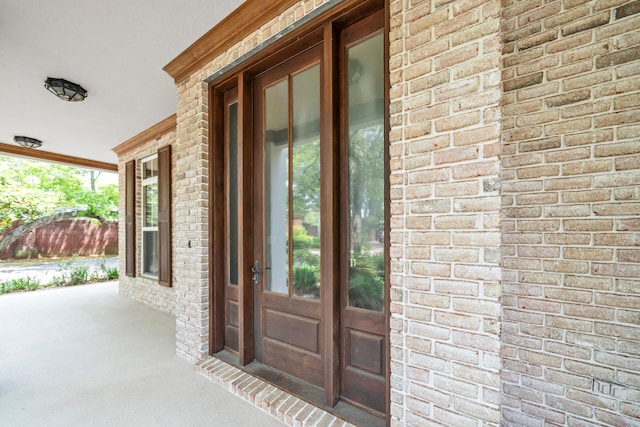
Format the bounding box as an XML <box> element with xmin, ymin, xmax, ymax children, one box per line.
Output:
<box><xmin>321</xmin><ymin>20</ymin><xmax>340</xmax><ymax>408</ymax></box>
<box><xmin>209</xmin><ymin>0</ymin><xmax>390</xmax><ymax>421</ymax></box>
<box><xmin>210</xmin><ymin>73</ymin><xmax>256</xmax><ymax>364</ymax></box>
<box><xmin>238</xmin><ymin>71</ymin><xmax>255</xmax><ymax>366</ymax></box>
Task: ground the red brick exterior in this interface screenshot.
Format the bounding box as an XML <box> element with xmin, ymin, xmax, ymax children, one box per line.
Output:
<box><xmin>0</xmin><ymin>220</ymin><xmax>118</xmax><ymax>260</ymax></box>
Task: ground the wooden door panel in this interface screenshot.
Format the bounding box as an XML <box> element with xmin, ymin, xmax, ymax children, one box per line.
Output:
<box><xmin>261</xmin><ymin>293</ymin><xmax>322</xmax><ymax>317</ymax></box>
<box><xmin>342</xmin><ymin>307</ymin><xmax>386</xmax><ymax>415</ymax></box>
<box><xmin>262</xmin><ymin>338</ymin><xmax>323</xmax><ymax>387</ymax></box>
<box><xmin>342</xmin><ymin>366</ymin><xmax>385</xmax><ymax>415</ymax></box>
<box><xmin>347</xmin><ymin>329</ymin><xmax>383</xmax><ymax>375</ymax></box>
<box><xmin>263</xmin><ymin>309</ymin><xmax>320</xmax><ymax>353</ymax></box>
<box><xmin>225</xmin><ymin>287</ymin><xmax>239</xmax><ymax>353</ymax></box>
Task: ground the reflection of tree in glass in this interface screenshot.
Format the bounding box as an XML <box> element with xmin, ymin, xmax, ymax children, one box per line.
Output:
<box><xmin>349</xmin><ymin>124</ymin><xmax>385</xmax><ymax>311</ymax></box>
<box><xmin>349</xmin><ymin>124</ymin><xmax>384</xmax><ymax>255</ymax></box>
<box><xmin>292</xmin><ymin>138</ymin><xmax>322</xmax><ymax>299</ymax></box>
<box><xmin>349</xmin><ymin>253</ymin><xmax>384</xmax><ymax>311</ymax></box>
<box><xmin>291</xmin><ymin>225</ymin><xmax>320</xmax><ymax>298</ymax></box>
<box><xmin>292</xmin><ymin>139</ymin><xmax>320</xmax><ymax>216</ymax></box>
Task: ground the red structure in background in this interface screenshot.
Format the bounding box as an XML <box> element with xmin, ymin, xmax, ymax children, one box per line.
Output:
<box><xmin>0</xmin><ymin>220</ymin><xmax>118</xmax><ymax>260</ymax></box>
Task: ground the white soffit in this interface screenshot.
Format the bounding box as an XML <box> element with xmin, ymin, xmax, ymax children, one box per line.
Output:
<box><xmin>0</xmin><ymin>0</ymin><xmax>245</xmax><ymax>165</ymax></box>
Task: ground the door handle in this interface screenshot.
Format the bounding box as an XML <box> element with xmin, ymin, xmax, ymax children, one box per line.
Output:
<box><xmin>251</xmin><ymin>260</ymin><xmax>261</xmax><ymax>285</ymax></box>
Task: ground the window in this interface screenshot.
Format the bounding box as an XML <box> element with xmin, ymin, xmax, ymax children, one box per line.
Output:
<box><xmin>124</xmin><ymin>146</ymin><xmax>171</xmax><ymax>285</ymax></box>
<box><xmin>141</xmin><ymin>155</ymin><xmax>159</xmax><ymax>278</ymax></box>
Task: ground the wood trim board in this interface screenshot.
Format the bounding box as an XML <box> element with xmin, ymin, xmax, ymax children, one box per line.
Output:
<box><xmin>0</xmin><ymin>142</ymin><xmax>117</xmax><ymax>172</ymax></box>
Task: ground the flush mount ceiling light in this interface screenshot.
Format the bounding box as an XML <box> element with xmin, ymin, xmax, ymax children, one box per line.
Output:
<box><xmin>44</xmin><ymin>77</ymin><xmax>88</xmax><ymax>102</ymax></box>
<box><xmin>14</xmin><ymin>136</ymin><xmax>43</xmax><ymax>149</ymax></box>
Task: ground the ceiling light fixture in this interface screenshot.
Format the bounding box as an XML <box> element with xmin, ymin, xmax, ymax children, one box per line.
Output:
<box><xmin>44</xmin><ymin>77</ymin><xmax>88</xmax><ymax>102</ymax></box>
<box><xmin>14</xmin><ymin>136</ymin><xmax>43</xmax><ymax>149</ymax></box>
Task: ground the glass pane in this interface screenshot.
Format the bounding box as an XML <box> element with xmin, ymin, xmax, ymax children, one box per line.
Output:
<box><xmin>143</xmin><ymin>230</ymin><xmax>158</xmax><ymax>276</ymax></box>
<box><xmin>228</xmin><ymin>101</ymin><xmax>239</xmax><ymax>286</ymax></box>
<box><xmin>292</xmin><ymin>65</ymin><xmax>321</xmax><ymax>299</ymax></box>
<box><xmin>143</xmin><ymin>183</ymin><xmax>158</xmax><ymax>227</ymax></box>
<box><xmin>264</xmin><ymin>79</ymin><xmax>289</xmax><ymax>294</ymax></box>
<box><xmin>347</xmin><ymin>33</ymin><xmax>385</xmax><ymax>311</ymax></box>
<box><xmin>143</xmin><ymin>157</ymin><xmax>158</xmax><ymax>179</ymax></box>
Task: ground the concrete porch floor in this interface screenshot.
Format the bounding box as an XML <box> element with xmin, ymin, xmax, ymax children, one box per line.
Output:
<box><xmin>0</xmin><ymin>281</ymin><xmax>286</xmax><ymax>427</ymax></box>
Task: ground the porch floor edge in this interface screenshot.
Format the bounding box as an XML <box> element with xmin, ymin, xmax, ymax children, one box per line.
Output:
<box><xmin>196</xmin><ymin>356</ymin><xmax>357</xmax><ymax>427</ymax></box>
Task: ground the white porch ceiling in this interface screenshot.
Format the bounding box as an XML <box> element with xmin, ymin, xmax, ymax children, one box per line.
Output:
<box><xmin>0</xmin><ymin>0</ymin><xmax>244</xmax><ymax>166</ymax></box>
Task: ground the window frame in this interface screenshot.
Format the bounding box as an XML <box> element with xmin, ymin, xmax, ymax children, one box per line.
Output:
<box><xmin>141</xmin><ymin>153</ymin><xmax>159</xmax><ymax>279</ymax></box>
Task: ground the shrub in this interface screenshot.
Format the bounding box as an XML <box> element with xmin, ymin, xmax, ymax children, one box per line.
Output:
<box><xmin>68</xmin><ymin>265</ymin><xmax>89</xmax><ymax>286</ymax></box>
<box><xmin>0</xmin><ymin>256</ymin><xmax>119</xmax><ymax>295</ymax></box>
<box><xmin>349</xmin><ymin>253</ymin><xmax>384</xmax><ymax>311</ymax></box>
<box><xmin>0</xmin><ymin>276</ymin><xmax>41</xmax><ymax>293</ymax></box>
<box><xmin>97</xmin><ymin>258</ymin><xmax>119</xmax><ymax>280</ymax></box>
<box><xmin>293</xmin><ymin>263</ymin><xmax>320</xmax><ymax>298</ymax></box>
<box><xmin>292</xmin><ymin>225</ymin><xmax>315</xmax><ymax>249</ymax></box>
<box><xmin>293</xmin><ymin>249</ymin><xmax>320</xmax><ymax>267</ymax></box>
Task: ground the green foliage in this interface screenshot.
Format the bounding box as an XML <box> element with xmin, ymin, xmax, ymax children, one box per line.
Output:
<box><xmin>97</xmin><ymin>258</ymin><xmax>119</xmax><ymax>280</ymax></box>
<box><xmin>292</xmin><ymin>139</ymin><xmax>321</xmax><ymax>216</ymax></box>
<box><xmin>291</xmin><ymin>225</ymin><xmax>315</xmax><ymax>249</ymax></box>
<box><xmin>348</xmin><ymin>124</ymin><xmax>385</xmax><ymax>255</ymax></box>
<box><xmin>52</xmin><ymin>256</ymin><xmax>89</xmax><ymax>286</ymax></box>
<box><xmin>293</xmin><ymin>264</ymin><xmax>320</xmax><ymax>298</ymax></box>
<box><xmin>44</xmin><ymin>256</ymin><xmax>119</xmax><ymax>290</ymax></box>
<box><xmin>81</xmin><ymin>183</ymin><xmax>118</xmax><ymax>219</ymax></box>
<box><xmin>349</xmin><ymin>253</ymin><xmax>384</xmax><ymax>311</ymax></box>
<box><xmin>14</xmin><ymin>248</ymin><xmax>39</xmax><ymax>259</ymax></box>
<box><xmin>1</xmin><ymin>257</ymin><xmax>119</xmax><ymax>294</ymax></box>
<box><xmin>0</xmin><ymin>156</ymin><xmax>118</xmax><ymax>233</ymax></box>
<box><xmin>68</xmin><ymin>265</ymin><xmax>89</xmax><ymax>286</ymax></box>
<box><xmin>293</xmin><ymin>249</ymin><xmax>320</xmax><ymax>267</ymax></box>
<box><xmin>0</xmin><ymin>276</ymin><xmax>41</xmax><ymax>293</ymax></box>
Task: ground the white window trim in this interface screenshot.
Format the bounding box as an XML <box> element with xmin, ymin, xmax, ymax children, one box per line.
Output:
<box><xmin>141</xmin><ymin>154</ymin><xmax>158</xmax><ymax>279</ymax></box>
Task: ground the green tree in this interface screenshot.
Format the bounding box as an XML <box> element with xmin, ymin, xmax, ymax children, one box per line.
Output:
<box><xmin>0</xmin><ymin>156</ymin><xmax>118</xmax><ymax>234</ymax></box>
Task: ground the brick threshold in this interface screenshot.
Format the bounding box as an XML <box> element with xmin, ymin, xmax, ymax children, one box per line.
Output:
<box><xmin>197</xmin><ymin>356</ymin><xmax>356</xmax><ymax>427</ymax></box>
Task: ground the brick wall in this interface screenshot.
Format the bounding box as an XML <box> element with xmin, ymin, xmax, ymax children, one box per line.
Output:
<box><xmin>117</xmin><ymin>130</ymin><xmax>177</xmax><ymax>316</ymax></box>
<box><xmin>115</xmin><ymin>0</ymin><xmax>640</xmax><ymax>424</ymax></box>
<box><xmin>389</xmin><ymin>0</ymin><xmax>503</xmax><ymax>425</ymax></box>
<box><xmin>501</xmin><ymin>0</ymin><xmax>640</xmax><ymax>425</ymax></box>
<box><xmin>0</xmin><ymin>220</ymin><xmax>117</xmax><ymax>260</ymax></box>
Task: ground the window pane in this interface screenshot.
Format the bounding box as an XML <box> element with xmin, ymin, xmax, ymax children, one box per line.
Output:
<box><xmin>143</xmin><ymin>158</ymin><xmax>158</xmax><ymax>179</ymax></box>
<box><xmin>292</xmin><ymin>65</ymin><xmax>321</xmax><ymax>299</ymax></box>
<box><xmin>264</xmin><ymin>79</ymin><xmax>289</xmax><ymax>294</ymax></box>
<box><xmin>144</xmin><ymin>183</ymin><xmax>158</xmax><ymax>227</ymax></box>
<box><xmin>228</xmin><ymin>101</ymin><xmax>239</xmax><ymax>286</ymax></box>
<box><xmin>143</xmin><ymin>230</ymin><xmax>158</xmax><ymax>276</ymax></box>
<box><xmin>347</xmin><ymin>33</ymin><xmax>385</xmax><ymax>311</ymax></box>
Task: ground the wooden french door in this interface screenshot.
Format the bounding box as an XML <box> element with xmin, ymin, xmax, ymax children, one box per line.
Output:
<box><xmin>339</xmin><ymin>13</ymin><xmax>387</xmax><ymax>415</ymax></box>
<box><xmin>252</xmin><ymin>45</ymin><xmax>325</xmax><ymax>388</ymax></box>
<box><xmin>213</xmin><ymin>6</ymin><xmax>387</xmax><ymax>418</ymax></box>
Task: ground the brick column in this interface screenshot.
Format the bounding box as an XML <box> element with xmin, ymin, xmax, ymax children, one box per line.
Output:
<box><xmin>389</xmin><ymin>0</ymin><xmax>503</xmax><ymax>425</ymax></box>
<box><xmin>174</xmin><ymin>79</ymin><xmax>211</xmax><ymax>362</ymax></box>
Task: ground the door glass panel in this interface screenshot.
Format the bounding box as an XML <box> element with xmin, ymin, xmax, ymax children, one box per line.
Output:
<box><xmin>228</xmin><ymin>101</ymin><xmax>239</xmax><ymax>286</ymax></box>
<box><xmin>292</xmin><ymin>65</ymin><xmax>321</xmax><ymax>299</ymax></box>
<box><xmin>347</xmin><ymin>33</ymin><xmax>385</xmax><ymax>311</ymax></box>
<box><xmin>264</xmin><ymin>79</ymin><xmax>289</xmax><ymax>294</ymax></box>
